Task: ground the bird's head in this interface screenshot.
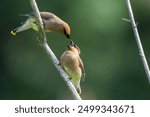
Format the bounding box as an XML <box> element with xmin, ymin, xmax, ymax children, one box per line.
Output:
<box><xmin>67</xmin><ymin>40</ymin><xmax>80</xmax><ymax>54</ymax></box>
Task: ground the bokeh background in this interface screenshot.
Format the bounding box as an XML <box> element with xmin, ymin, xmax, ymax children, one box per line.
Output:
<box><xmin>0</xmin><ymin>0</ymin><xmax>150</xmax><ymax>100</ymax></box>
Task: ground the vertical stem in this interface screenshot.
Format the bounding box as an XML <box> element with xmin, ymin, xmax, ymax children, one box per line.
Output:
<box><xmin>29</xmin><ymin>0</ymin><xmax>82</xmax><ymax>100</ymax></box>
<box><xmin>126</xmin><ymin>0</ymin><xmax>150</xmax><ymax>83</ymax></box>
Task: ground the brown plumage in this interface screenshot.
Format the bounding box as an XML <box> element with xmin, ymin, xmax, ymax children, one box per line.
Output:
<box><xmin>60</xmin><ymin>41</ymin><xmax>85</xmax><ymax>94</ymax></box>
<box><xmin>11</xmin><ymin>12</ymin><xmax>71</xmax><ymax>39</ymax></box>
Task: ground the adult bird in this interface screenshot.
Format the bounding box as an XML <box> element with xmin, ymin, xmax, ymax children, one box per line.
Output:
<box><xmin>11</xmin><ymin>12</ymin><xmax>71</xmax><ymax>39</ymax></box>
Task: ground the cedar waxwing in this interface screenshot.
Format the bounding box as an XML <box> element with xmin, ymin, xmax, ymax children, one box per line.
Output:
<box><xmin>60</xmin><ymin>41</ymin><xmax>85</xmax><ymax>94</ymax></box>
<box><xmin>11</xmin><ymin>12</ymin><xmax>71</xmax><ymax>39</ymax></box>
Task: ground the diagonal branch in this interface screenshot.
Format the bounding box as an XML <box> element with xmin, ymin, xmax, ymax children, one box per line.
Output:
<box><xmin>29</xmin><ymin>0</ymin><xmax>82</xmax><ymax>100</ymax></box>
<box><xmin>126</xmin><ymin>0</ymin><xmax>150</xmax><ymax>83</ymax></box>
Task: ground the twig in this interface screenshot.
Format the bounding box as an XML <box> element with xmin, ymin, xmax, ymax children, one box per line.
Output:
<box><xmin>29</xmin><ymin>0</ymin><xmax>82</xmax><ymax>100</ymax></box>
<box><xmin>126</xmin><ymin>0</ymin><xmax>150</xmax><ymax>83</ymax></box>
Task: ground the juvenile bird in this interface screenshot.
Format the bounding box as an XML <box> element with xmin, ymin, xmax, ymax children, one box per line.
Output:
<box><xmin>11</xmin><ymin>12</ymin><xmax>71</xmax><ymax>39</ymax></box>
<box><xmin>60</xmin><ymin>41</ymin><xmax>85</xmax><ymax>94</ymax></box>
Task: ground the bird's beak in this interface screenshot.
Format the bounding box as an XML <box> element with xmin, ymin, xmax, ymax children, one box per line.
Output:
<box><xmin>66</xmin><ymin>34</ymin><xmax>70</xmax><ymax>39</ymax></box>
<box><xmin>67</xmin><ymin>40</ymin><xmax>74</xmax><ymax>49</ymax></box>
<box><xmin>70</xmin><ymin>40</ymin><xmax>74</xmax><ymax>47</ymax></box>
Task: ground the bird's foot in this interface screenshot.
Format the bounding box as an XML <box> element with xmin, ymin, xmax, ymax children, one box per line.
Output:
<box><xmin>69</xmin><ymin>77</ymin><xmax>72</xmax><ymax>80</ymax></box>
<box><xmin>58</xmin><ymin>63</ymin><xmax>61</xmax><ymax>66</ymax></box>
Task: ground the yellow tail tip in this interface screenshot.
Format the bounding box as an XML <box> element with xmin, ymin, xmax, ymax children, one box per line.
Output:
<box><xmin>11</xmin><ymin>31</ymin><xmax>16</xmax><ymax>36</ymax></box>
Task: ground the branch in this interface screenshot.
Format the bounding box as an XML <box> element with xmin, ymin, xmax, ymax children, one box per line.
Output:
<box><xmin>126</xmin><ymin>0</ymin><xmax>150</xmax><ymax>83</ymax></box>
<box><xmin>29</xmin><ymin>0</ymin><xmax>82</xmax><ymax>100</ymax></box>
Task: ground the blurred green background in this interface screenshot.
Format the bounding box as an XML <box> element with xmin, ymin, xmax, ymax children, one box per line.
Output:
<box><xmin>0</xmin><ymin>0</ymin><xmax>150</xmax><ymax>100</ymax></box>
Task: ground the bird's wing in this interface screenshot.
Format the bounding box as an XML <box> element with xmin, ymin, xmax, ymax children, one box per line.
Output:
<box><xmin>20</xmin><ymin>12</ymin><xmax>55</xmax><ymax>21</ymax></box>
<box><xmin>78</xmin><ymin>57</ymin><xmax>85</xmax><ymax>81</ymax></box>
<box><xmin>40</xmin><ymin>12</ymin><xmax>55</xmax><ymax>20</ymax></box>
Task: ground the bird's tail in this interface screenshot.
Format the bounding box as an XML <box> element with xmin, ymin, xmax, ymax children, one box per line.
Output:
<box><xmin>11</xmin><ymin>18</ymin><xmax>34</xmax><ymax>36</ymax></box>
<box><xmin>72</xmin><ymin>79</ymin><xmax>82</xmax><ymax>94</ymax></box>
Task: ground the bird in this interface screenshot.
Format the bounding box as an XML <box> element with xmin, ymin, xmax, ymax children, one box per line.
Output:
<box><xmin>60</xmin><ymin>41</ymin><xmax>85</xmax><ymax>94</ymax></box>
<box><xmin>11</xmin><ymin>12</ymin><xmax>71</xmax><ymax>39</ymax></box>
